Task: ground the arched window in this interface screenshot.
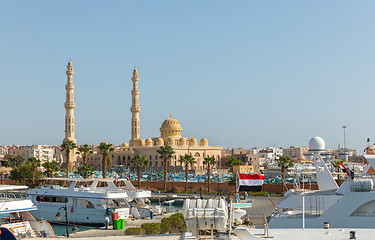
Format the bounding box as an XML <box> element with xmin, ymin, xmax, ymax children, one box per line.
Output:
<box><xmin>194</xmin><ymin>152</ymin><xmax>200</xmax><ymax>157</ymax></box>
<box><xmin>127</xmin><ymin>156</ymin><xmax>130</xmax><ymax>161</ymax></box>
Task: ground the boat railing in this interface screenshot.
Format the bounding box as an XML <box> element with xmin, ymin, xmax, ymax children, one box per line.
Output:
<box><xmin>0</xmin><ymin>192</ymin><xmax>27</xmax><ymax>200</ymax></box>
<box><xmin>247</xmin><ymin>214</ymin><xmax>270</xmax><ymax>238</ymax></box>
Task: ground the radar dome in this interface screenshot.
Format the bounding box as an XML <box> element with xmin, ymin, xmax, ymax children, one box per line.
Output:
<box><xmin>309</xmin><ymin>136</ymin><xmax>325</xmax><ymax>152</ymax></box>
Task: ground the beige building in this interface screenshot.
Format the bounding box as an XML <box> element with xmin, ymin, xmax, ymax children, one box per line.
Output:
<box><xmin>282</xmin><ymin>146</ymin><xmax>309</xmax><ymax>161</ymax></box>
<box><xmin>87</xmin><ymin>68</ymin><xmax>222</xmax><ymax>171</ymax></box>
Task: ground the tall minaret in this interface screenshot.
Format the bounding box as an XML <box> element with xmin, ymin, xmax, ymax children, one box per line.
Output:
<box><xmin>130</xmin><ymin>67</ymin><xmax>140</xmax><ymax>146</ymax></box>
<box><xmin>64</xmin><ymin>60</ymin><xmax>77</xmax><ymax>144</ymax></box>
<box><xmin>62</xmin><ymin>60</ymin><xmax>77</xmax><ymax>170</ymax></box>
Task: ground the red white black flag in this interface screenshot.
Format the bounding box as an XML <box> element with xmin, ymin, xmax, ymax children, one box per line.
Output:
<box><xmin>238</xmin><ymin>173</ymin><xmax>265</xmax><ymax>192</ymax></box>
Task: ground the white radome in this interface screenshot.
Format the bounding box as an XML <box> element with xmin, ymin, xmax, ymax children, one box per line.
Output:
<box><xmin>309</xmin><ymin>136</ymin><xmax>325</xmax><ymax>152</ymax></box>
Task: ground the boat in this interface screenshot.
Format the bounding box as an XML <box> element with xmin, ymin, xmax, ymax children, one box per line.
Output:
<box><xmin>0</xmin><ymin>185</ymin><xmax>54</xmax><ymax>239</ymax></box>
<box><xmin>28</xmin><ymin>178</ymin><xmax>132</xmax><ymax>226</ymax></box>
<box><xmin>268</xmin><ymin>137</ymin><xmax>375</xmax><ymax>228</ymax></box>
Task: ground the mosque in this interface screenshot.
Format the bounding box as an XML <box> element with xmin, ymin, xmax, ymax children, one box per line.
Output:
<box><xmin>86</xmin><ymin>67</ymin><xmax>222</xmax><ymax>171</ymax></box>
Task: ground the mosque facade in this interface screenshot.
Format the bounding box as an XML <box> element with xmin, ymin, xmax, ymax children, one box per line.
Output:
<box><xmin>86</xmin><ymin>68</ymin><xmax>222</xmax><ymax>171</ymax></box>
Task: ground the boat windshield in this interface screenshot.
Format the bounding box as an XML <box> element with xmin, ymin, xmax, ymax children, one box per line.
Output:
<box><xmin>102</xmin><ymin>198</ymin><xmax>129</xmax><ymax>209</ymax></box>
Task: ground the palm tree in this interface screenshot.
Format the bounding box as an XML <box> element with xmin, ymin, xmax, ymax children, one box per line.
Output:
<box><xmin>77</xmin><ymin>144</ymin><xmax>93</xmax><ymax>165</ymax></box>
<box><xmin>203</xmin><ymin>156</ymin><xmax>216</xmax><ymax>193</ymax></box>
<box><xmin>157</xmin><ymin>146</ymin><xmax>175</xmax><ymax>191</ymax></box>
<box><xmin>98</xmin><ymin>141</ymin><xmax>115</xmax><ymax>179</ymax></box>
<box><xmin>275</xmin><ymin>156</ymin><xmax>294</xmax><ymax>192</ymax></box>
<box><xmin>225</xmin><ymin>157</ymin><xmax>242</xmax><ymax>171</ymax></box>
<box><xmin>61</xmin><ymin>140</ymin><xmax>77</xmax><ymax>178</ymax></box>
<box><xmin>28</xmin><ymin>157</ymin><xmax>41</xmax><ymax>184</ymax></box>
<box><xmin>179</xmin><ymin>154</ymin><xmax>196</xmax><ymax>192</ymax></box>
<box><xmin>42</xmin><ymin>161</ymin><xmax>59</xmax><ymax>178</ymax></box>
<box><xmin>5</xmin><ymin>155</ymin><xmax>25</xmax><ymax>168</ymax></box>
<box><xmin>78</xmin><ymin>164</ymin><xmax>95</xmax><ymax>179</ymax></box>
<box><xmin>331</xmin><ymin>159</ymin><xmax>345</xmax><ymax>184</ymax></box>
<box><xmin>131</xmin><ymin>154</ymin><xmax>149</xmax><ymax>188</ymax></box>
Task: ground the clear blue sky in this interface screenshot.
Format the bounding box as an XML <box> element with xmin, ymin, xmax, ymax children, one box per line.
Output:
<box><xmin>1</xmin><ymin>1</ymin><xmax>374</xmax><ymax>151</ymax></box>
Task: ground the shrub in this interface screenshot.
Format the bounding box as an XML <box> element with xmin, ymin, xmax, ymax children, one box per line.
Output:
<box><xmin>161</xmin><ymin>213</ymin><xmax>187</xmax><ymax>234</ymax></box>
<box><xmin>125</xmin><ymin>227</ymin><xmax>146</xmax><ymax>235</ymax></box>
<box><xmin>160</xmin><ymin>219</ymin><xmax>171</xmax><ymax>234</ymax></box>
<box><xmin>141</xmin><ymin>223</ymin><xmax>161</xmax><ymax>235</ymax></box>
<box><xmin>171</xmin><ymin>186</ymin><xmax>184</xmax><ymax>193</ymax></box>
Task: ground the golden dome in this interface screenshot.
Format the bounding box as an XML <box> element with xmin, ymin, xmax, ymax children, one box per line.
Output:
<box><xmin>145</xmin><ymin>138</ymin><xmax>153</xmax><ymax>146</ymax></box>
<box><xmin>155</xmin><ymin>137</ymin><xmax>164</xmax><ymax>146</ymax></box>
<box><xmin>179</xmin><ymin>137</ymin><xmax>187</xmax><ymax>146</ymax></box>
<box><xmin>200</xmin><ymin>137</ymin><xmax>208</xmax><ymax>146</ymax></box>
<box><xmin>121</xmin><ymin>141</ymin><xmax>129</xmax><ymax>148</ymax></box>
<box><xmin>134</xmin><ymin>139</ymin><xmax>145</xmax><ymax>147</ymax></box>
<box><xmin>167</xmin><ymin>137</ymin><xmax>175</xmax><ymax>146</ymax></box>
<box><xmin>160</xmin><ymin>116</ymin><xmax>182</xmax><ymax>138</ymax></box>
<box><xmin>189</xmin><ymin>137</ymin><xmax>197</xmax><ymax>146</ymax></box>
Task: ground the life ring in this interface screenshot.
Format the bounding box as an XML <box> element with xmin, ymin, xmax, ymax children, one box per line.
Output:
<box><xmin>145</xmin><ymin>186</ymin><xmax>151</xmax><ymax>191</ymax></box>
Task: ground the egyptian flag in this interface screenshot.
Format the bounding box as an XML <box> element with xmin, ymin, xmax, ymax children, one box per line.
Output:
<box><xmin>238</xmin><ymin>173</ymin><xmax>265</xmax><ymax>192</ymax></box>
<box><xmin>338</xmin><ymin>163</ymin><xmax>355</xmax><ymax>180</ymax></box>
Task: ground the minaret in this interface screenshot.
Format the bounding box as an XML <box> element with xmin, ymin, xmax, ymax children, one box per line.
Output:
<box><xmin>63</xmin><ymin>60</ymin><xmax>77</xmax><ymax>169</ymax></box>
<box><xmin>130</xmin><ymin>67</ymin><xmax>140</xmax><ymax>146</ymax></box>
<box><xmin>64</xmin><ymin>60</ymin><xmax>77</xmax><ymax>144</ymax></box>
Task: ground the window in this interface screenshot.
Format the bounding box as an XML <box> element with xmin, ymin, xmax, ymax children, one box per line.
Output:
<box><xmin>36</xmin><ymin>196</ymin><xmax>69</xmax><ymax>203</ymax></box>
<box><xmin>80</xmin><ymin>199</ymin><xmax>95</xmax><ymax>209</ymax></box>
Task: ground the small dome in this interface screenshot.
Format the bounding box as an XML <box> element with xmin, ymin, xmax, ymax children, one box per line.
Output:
<box><xmin>145</xmin><ymin>138</ymin><xmax>153</xmax><ymax>146</ymax></box>
<box><xmin>155</xmin><ymin>137</ymin><xmax>164</xmax><ymax>146</ymax></box>
<box><xmin>179</xmin><ymin>137</ymin><xmax>187</xmax><ymax>146</ymax></box>
<box><xmin>309</xmin><ymin>136</ymin><xmax>325</xmax><ymax>152</ymax></box>
<box><xmin>167</xmin><ymin>137</ymin><xmax>175</xmax><ymax>146</ymax></box>
<box><xmin>189</xmin><ymin>137</ymin><xmax>197</xmax><ymax>146</ymax></box>
<box><xmin>200</xmin><ymin>137</ymin><xmax>208</xmax><ymax>146</ymax></box>
<box><xmin>121</xmin><ymin>141</ymin><xmax>129</xmax><ymax>148</ymax></box>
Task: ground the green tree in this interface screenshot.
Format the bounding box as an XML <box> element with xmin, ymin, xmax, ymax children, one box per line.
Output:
<box><xmin>42</xmin><ymin>161</ymin><xmax>59</xmax><ymax>178</ymax></box>
<box><xmin>78</xmin><ymin>164</ymin><xmax>95</xmax><ymax>178</ymax></box>
<box><xmin>76</xmin><ymin>144</ymin><xmax>93</xmax><ymax>165</ymax></box>
<box><xmin>157</xmin><ymin>146</ymin><xmax>175</xmax><ymax>191</ymax></box>
<box><xmin>331</xmin><ymin>159</ymin><xmax>345</xmax><ymax>184</ymax></box>
<box><xmin>203</xmin><ymin>156</ymin><xmax>216</xmax><ymax>193</ymax></box>
<box><xmin>131</xmin><ymin>154</ymin><xmax>149</xmax><ymax>188</ymax></box>
<box><xmin>275</xmin><ymin>156</ymin><xmax>294</xmax><ymax>192</ymax></box>
<box><xmin>61</xmin><ymin>140</ymin><xmax>77</xmax><ymax>178</ymax></box>
<box><xmin>98</xmin><ymin>141</ymin><xmax>115</xmax><ymax>179</ymax></box>
<box><xmin>28</xmin><ymin>157</ymin><xmax>41</xmax><ymax>184</ymax></box>
<box><xmin>225</xmin><ymin>157</ymin><xmax>242</xmax><ymax>171</ymax></box>
<box><xmin>10</xmin><ymin>165</ymin><xmax>29</xmax><ymax>184</ymax></box>
<box><xmin>179</xmin><ymin>154</ymin><xmax>196</xmax><ymax>192</ymax></box>
<box><xmin>5</xmin><ymin>155</ymin><xmax>25</xmax><ymax>168</ymax></box>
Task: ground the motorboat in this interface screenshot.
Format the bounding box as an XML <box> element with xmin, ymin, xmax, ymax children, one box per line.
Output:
<box><xmin>268</xmin><ymin>137</ymin><xmax>375</xmax><ymax>228</ymax></box>
<box><xmin>115</xmin><ymin>178</ymin><xmax>164</xmax><ymax>217</ymax></box>
<box><xmin>0</xmin><ymin>185</ymin><xmax>54</xmax><ymax>239</ymax></box>
<box><xmin>28</xmin><ymin>178</ymin><xmax>131</xmax><ymax>226</ymax></box>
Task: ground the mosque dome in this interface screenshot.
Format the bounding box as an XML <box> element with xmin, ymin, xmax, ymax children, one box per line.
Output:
<box><xmin>189</xmin><ymin>137</ymin><xmax>197</xmax><ymax>146</ymax></box>
<box><xmin>121</xmin><ymin>141</ymin><xmax>129</xmax><ymax>148</ymax></box>
<box><xmin>179</xmin><ymin>137</ymin><xmax>187</xmax><ymax>146</ymax></box>
<box><xmin>160</xmin><ymin>115</ymin><xmax>182</xmax><ymax>138</ymax></box>
<box><xmin>155</xmin><ymin>137</ymin><xmax>164</xmax><ymax>146</ymax></box>
<box><xmin>167</xmin><ymin>137</ymin><xmax>175</xmax><ymax>146</ymax></box>
<box><xmin>145</xmin><ymin>138</ymin><xmax>153</xmax><ymax>146</ymax></box>
<box><xmin>200</xmin><ymin>137</ymin><xmax>208</xmax><ymax>146</ymax></box>
<box><xmin>309</xmin><ymin>136</ymin><xmax>325</xmax><ymax>152</ymax></box>
<box><xmin>134</xmin><ymin>139</ymin><xmax>145</xmax><ymax>147</ymax></box>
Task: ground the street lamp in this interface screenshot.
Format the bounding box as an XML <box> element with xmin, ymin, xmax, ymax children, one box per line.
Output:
<box><xmin>56</xmin><ymin>204</ymin><xmax>69</xmax><ymax>238</ymax></box>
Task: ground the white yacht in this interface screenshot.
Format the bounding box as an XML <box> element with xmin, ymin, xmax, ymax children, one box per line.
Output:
<box><xmin>268</xmin><ymin>137</ymin><xmax>375</xmax><ymax>228</ymax></box>
<box><xmin>0</xmin><ymin>185</ymin><xmax>54</xmax><ymax>239</ymax></box>
<box><xmin>116</xmin><ymin>178</ymin><xmax>164</xmax><ymax>217</ymax></box>
<box><xmin>28</xmin><ymin>178</ymin><xmax>131</xmax><ymax>226</ymax></box>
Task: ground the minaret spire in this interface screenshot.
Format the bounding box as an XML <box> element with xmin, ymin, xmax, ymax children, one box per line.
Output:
<box><xmin>130</xmin><ymin>66</ymin><xmax>140</xmax><ymax>146</ymax></box>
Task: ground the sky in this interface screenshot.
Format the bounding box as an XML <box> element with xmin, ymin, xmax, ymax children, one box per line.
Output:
<box><xmin>1</xmin><ymin>1</ymin><xmax>375</xmax><ymax>151</ymax></box>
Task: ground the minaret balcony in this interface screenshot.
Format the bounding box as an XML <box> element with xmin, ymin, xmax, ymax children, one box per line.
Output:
<box><xmin>130</xmin><ymin>107</ymin><xmax>140</xmax><ymax>112</ymax></box>
<box><xmin>65</xmin><ymin>103</ymin><xmax>76</xmax><ymax>108</ymax></box>
<box><xmin>131</xmin><ymin>90</ymin><xmax>139</xmax><ymax>95</ymax></box>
